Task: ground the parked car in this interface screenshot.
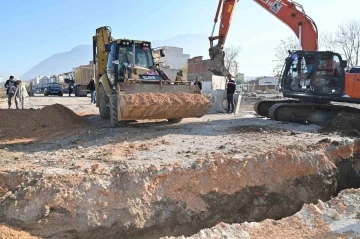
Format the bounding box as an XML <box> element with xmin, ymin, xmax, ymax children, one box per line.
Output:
<box><xmin>44</xmin><ymin>83</ymin><xmax>63</xmax><ymax>96</ymax></box>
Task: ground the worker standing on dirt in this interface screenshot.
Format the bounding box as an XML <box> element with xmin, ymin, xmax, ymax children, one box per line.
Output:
<box><xmin>226</xmin><ymin>74</ymin><xmax>236</xmax><ymax>114</ymax></box>
<box><xmin>194</xmin><ymin>77</ymin><xmax>202</xmax><ymax>94</ymax></box>
<box><xmin>14</xmin><ymin>80</ymin><xmax>29</xmax><ymax>109</ymax></box>
<box><xmin>87</xmin><ymin>77</ymin><xmax>96</xmax><ymax>104</ymax></box>
<box><xmin>4</xmin><ymin>76</ymin><xmax>19</xmax><ymax>109</ymax></box>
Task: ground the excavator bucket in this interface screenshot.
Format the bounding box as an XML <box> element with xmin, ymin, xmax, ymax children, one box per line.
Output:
<box><xmin>208</xmin><ymin>44</ymin><xmax>231</xmax><ymax>77</ymax></box>
<box><xmin>117</xmin><ymin>82</ymin><xmax>212</xmax><ymax>121</ymax></box>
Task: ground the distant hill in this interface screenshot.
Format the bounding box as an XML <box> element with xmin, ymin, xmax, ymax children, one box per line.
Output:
<box><xmin>20</xmin><ymin>45</ymin><xmax>92</xmax><ymax>80</ymax></box>
<box><xmin>20</xmin><ymin>34</ymin><xmax>209</xmax><ymax>80</ymax></box>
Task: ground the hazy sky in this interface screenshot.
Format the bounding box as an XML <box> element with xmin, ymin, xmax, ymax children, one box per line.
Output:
<box><xmin>0</xmin><ymin>0</ymin><xmax>359</xmax><ymax>80</ymax></box>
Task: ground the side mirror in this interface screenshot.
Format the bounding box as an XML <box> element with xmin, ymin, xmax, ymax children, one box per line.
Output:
<box><xmin>160</xmin><ymin>49</ymin><xmax>165</xmax><ymax>57</ymax></box>
<box><xmin>105</xmin><ymin>44</ymin><xmax>111</xmax><ymax>53</ymax></box>
<box><xmin>112</xmin><ymin>60</ymin><xmax>120</xmax><ymax>65</ymax></box>
<box><xmin>341</xmin><ymin>60</ymin><xmax>347</xmax><ymax>67</ymax></box>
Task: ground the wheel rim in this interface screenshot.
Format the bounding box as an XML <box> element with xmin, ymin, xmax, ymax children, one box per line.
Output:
<box><xmin>222</xmin><ymin>97</ymin><xmax>228</xmax><ymax>111</ymax></box>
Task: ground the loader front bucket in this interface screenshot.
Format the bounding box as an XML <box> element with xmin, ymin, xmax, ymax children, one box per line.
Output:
<box><xmin>208</xmin><ymin>44</ymin><xmax>231</xmax><ymax>77</ymax></box>
<box><xmin>117</xmin><ymin>83</ymin><xmax>212</xmax><ymax>121</ymax></box>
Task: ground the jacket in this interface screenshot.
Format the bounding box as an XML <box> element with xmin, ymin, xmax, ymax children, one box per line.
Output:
<box><xmin>226</xmin><ymin>79</ymin><xmax>236</xmax><ymax>94</ymax></box>
<box><xmin>4</xmin><ymin>80</ymin><xmax>18</xmax><ymax>95</ymax></box>
<box><xmin>87</xmin><ymin>80</ymin><xmax>95</xmax><ymax>91</ymax></box>
<box><xmin>194</xmin><ymin>81</ymin><xmax>202</xmax><ymax>90</ymax></box>
<box><xmin>14</xmin><ymin>83</ymin><xmax>29</xmax><ymax>98</ymax></box>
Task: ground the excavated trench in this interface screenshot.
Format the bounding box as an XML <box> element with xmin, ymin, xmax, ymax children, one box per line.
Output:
<box><xmin>1</xmin><ymin>140</ymin><xmax>360</xmax><ymax>239</ymax></box>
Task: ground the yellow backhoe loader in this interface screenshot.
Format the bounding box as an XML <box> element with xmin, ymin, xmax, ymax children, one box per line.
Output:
<box><xmin>93</xmin><ymin>26</ymin><xmax>211</xmax><ymax>126</ymax></box>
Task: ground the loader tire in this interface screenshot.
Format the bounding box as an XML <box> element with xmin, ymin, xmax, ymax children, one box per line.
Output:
<box><xmin>168</xmin><ymin>118</ymin><xmax>182</xmax><ymax>123</ymax></box>
<box><xmin>110</xmin><ymin>92</ymin><xmax>120</xmax><ymax>127</ymax></box>
<box><xmin>99</xmin><ymin>84</ymin><xmax>110</xmax><ymax>119</ymax></box>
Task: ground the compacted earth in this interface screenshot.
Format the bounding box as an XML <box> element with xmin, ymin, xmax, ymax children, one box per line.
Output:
<box><xmin>0</xmin><ymin>94</ymin><xmax>359</xmax><ymax>239</ymax></box>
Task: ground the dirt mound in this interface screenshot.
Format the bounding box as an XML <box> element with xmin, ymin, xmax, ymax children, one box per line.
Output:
<box><xmin>0</xmin><ymin>104</ymin><xmax>89</xmax><ymax>141</ymax></box>
<box><xmin>0</xmin><ymin>224</ymin><xmax>40</xmax><ymax>239</ymax></box>
<box><xmin>122</xmin><ymin>92</ymin><xmax>210</xmax><ymax>106</ymax></box>
<box><xmin>320</xmin><ymin>111</ymin><xmax>360</xmax><ymax>137</ymax></box>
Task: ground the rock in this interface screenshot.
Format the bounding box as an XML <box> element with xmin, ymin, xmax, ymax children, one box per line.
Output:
<box><xmin>318</xmin><ymin>138</ymin><xmax>331</xmax><ymax>144</ymax></box>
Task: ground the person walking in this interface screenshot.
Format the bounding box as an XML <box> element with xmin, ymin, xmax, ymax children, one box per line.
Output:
<box><xmin>87</xmin><ymin>77</ymin><xmax>96</xmax><ymax>104</ymax></box>
<box><xmin>4</xmin><ymin>76</ymin><xmax>19</xmax><ymax>109</ymax></box>
<box><xmin>226</xmin><ymin>74</ymin><xmax>236</xmax><ymax>114</ymax></box>
<box><xmin>194</xmin><ymin>77</ymin><xmax>202</xmax><ymax>94</ymax></box>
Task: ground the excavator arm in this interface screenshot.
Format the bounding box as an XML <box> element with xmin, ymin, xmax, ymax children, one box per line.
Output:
<box><xmin>208</xmin><ymin>0</ymin><xmax>318</xmax><ymax>76</ymax></box>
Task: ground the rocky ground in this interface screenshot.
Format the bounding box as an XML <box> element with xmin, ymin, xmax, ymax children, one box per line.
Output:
<box><xmin>164</xmin><ymin>189</ymin><xmax>360</xmax><ymax>239</ymax></box>
<box><xmin>0</xmin><ymin>94</ymin><xmax>359</xmax><ymax>238</ymax></box>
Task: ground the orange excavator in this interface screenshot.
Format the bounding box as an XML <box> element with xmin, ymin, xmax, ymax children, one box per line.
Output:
<box><xmin>209</xmin><ymin>0</ymin><xmax>359</xmax><ymax>125</ymax></box>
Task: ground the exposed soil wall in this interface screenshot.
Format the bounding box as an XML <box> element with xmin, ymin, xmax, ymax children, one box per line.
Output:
<box><xmin>1</xmin><ymin>139</ymin><xmax>360</xmax><ymax>239</ymax></box>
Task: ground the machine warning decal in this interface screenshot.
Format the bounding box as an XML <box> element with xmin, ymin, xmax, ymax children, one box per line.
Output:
<box><xmin>227</xmin><ymin>5</ymin><xmax>233</xmax><ymax>12</ymax></box>
<box><xmin>270</xmin><ymin>2</ymin><xmax>282</xmax><ymax>14</ymax></box>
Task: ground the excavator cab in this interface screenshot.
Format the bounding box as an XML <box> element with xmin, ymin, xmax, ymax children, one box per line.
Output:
<box><xmin>280</xmin><ymin>50</ymin><xmax>348</xmax><ymax>100</ymax></box>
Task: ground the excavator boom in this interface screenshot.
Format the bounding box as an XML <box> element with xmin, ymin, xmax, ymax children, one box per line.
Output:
<box><xmin>208</xmin><ymin>0</ymin><xmax>318</xmax><ymax>76</ymax></box>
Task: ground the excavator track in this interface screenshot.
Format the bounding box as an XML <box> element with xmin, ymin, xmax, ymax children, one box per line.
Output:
<box><xmin>254</xmin><ymin>99</ymin><xmax>299</xmax><ymax>117</ymax></box>
<box><xmin>268</xmin><ymin>102</ymin><xmax>360</xmax><ymax>125</ymax></box>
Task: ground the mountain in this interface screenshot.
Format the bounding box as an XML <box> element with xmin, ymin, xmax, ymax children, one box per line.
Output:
<box><xmin>20</xmin><ymin>45</ymin><xmax>93</xmax><ymax>80</ymax></box>
<box><xmin>20</xmin><ymin>34</ymin><xmax>209</xmax><ymax>80</ymax></box>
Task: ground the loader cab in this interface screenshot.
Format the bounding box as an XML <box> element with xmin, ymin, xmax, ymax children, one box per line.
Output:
<box><xmin>105</xmin><ymin>40</ymin><xmax>157</xmax><ymax>85</ymax></box>
<box><xmin>281</xmin><ymin>50</ymin><xmax>347</xmax><ymax>97</ymax></box>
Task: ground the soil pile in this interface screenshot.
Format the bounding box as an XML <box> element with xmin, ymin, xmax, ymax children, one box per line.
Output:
<box><xmin>0</xmin><ymin>104</ymin><xmax>89</xmax><ymax>141</ymax></box>
<box><xmin>122</xmin><ymin>92</ymin><xmax>210</xmax><ymax>106</ymax></box>
<box><xmin>0</xmin><ymin>224</ymin><xmax>40</xmax><ymax>239</ymax></box>
<box><xmin>320</xmin><ymin>111</ymin><xmax>360</xmax><ymax>137</ymax></box>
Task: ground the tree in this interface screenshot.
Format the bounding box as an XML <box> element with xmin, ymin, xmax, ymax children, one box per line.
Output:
<box><xmin>224</xmin><ymin>45</ymin><xmax>242</xmax><ymax>76</ymax></box>
<box><xmin>319</xmin><ymin>31</ymin><xmax>337</xmax><ymax>52</ymax></box>
<box><xmin>334</xmin><ymin>19</ymin><xmax>360</xmax><ymax>67</ymax></box>
<box><xmin>272</xmin><ymin>37</ymin><xmax>299</xmax><ymax>76</ymax></box>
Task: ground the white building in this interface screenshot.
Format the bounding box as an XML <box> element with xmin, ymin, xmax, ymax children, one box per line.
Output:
<box><xmin>157</xmin><ymin>46</ymin><xmax>190</xmax><ymax>81</ymax></box>
<box><xmin>160</xmin><ymin>46</ymin><xmax>190</xmax><ymax>69</ymax></box>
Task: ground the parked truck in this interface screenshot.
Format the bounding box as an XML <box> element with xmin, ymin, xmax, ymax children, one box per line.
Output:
<box><xmin>74</xmin><ymin>62</ymin><xmax>95</xmax><ymax>97</ymax></box>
